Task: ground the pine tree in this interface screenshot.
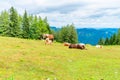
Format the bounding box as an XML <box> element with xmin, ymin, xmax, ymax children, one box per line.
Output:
<box><xmin>104</xmin><ymin>37</ymin><xmax>109</xmax><ymax>45</ymax></box>
<box><xmin>109</xmin><ymin>36</ymin><xmax>113</xmax><ymax>45</ymax></box>
<box><xmin>69</xmin><ymin>24</ymin><xmax>78</xmax><ymax>43</ymax></box>
<box><xmin>38</xmin><ymin>17</ymin><xmax>49</xmax><ymax>34</ymax></box>
<box><xmin>43</xmin><ymin>17</ymin><xmax>51</xmax><ymax>33</ymax></box>
<box><xmin>9</xmin><ymin>7</ymin><xmax>21</xmax><ymax>37</ymax></box>
<box><xmin>109</xmin><ymin>33</ymin><xmax>116</xmax><ymax>45</ymax></box>
<box><xmin>98</xmin><ymin>38</ymin><xmax>104</xmax><ymax>45</ymax></box>
<box><xmin>112</xmin><ymin>33</ymin><xmax>117</xmax><ymax>45</ymax></box>
<box><xmin>116</xmin><ymin>29</ymin><xmax>120</xmax><ymax>45</ymax></box>
<box><xmin>59</xmin><ymin>26</ymin><xmax>70</xmax><ymax>42</ymax></box>
<box><xmin>18</xmin><ymin>15</ymin><xmax>23</xmax><ymax>37</ymax></box>
<box><xmin>30</xmin><ymin>15</ymin><xmax>40</xmax><ymax>39</ymax></box>
<box><xmin>0</xmin><ymin>10</ymin><xmax>10</xmax><ymax>36</ymax></box>
<box><xmin>22</xmin><ymin>10</ymin><xmax>30</xmax><ymax>39</ymax></box>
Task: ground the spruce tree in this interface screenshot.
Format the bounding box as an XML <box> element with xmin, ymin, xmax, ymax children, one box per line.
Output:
<box><xmin>104</xmin><ymin>37</ymin><xmax>109</xmax><ymax>45</ymax></box>
<box><xmin>69</xmin><ymin>24</ymin><xmax>78</xmax><ymax>43</ymax></box>
<box><xmin>9</xmin><ymin>7</ymin><xmax>21</xmax><ymax>37</ymax></box>
<box><xmin>30</xmin><ymin>15</ymin><xmax>40</xmax><ymax>39</ymax></box>
<box><xmin>22</xmin><ymin>10</ymin><xmax>30</xmax><ymax>39</ymax></box>
<box><xmin>38</xmin><ymin>17</ymin><xmax>49</xmax><ymax>34</ymax></box>
<box><xmin>109</xmin><ymin>33</ymin><xmax>116</xmax><ymax>45</ymax></box>
<box><xmin>59</xmin><ymin>26</ymin><xmax>70</xmax><ymax>42</ymax></box>
<box><xmin>112</xmin><ymin>33</ymin><xmax>117</xmax><ymax>45</ymax></box>
<box><xmin>98</xmin><ymin>38</ymin><xmax>104</xmax><ymax>45</ymax></box>
<box><xmin>116</xmin><ymin>29</ymin><xmax>120</xmax><ymax>45</ymax></box>
<box><xmin>109</xmin><ymin>36</ymin><xmax>113</xmax><ymax>45</ymax></box>
<box><xmin>43</xmin><ymin>17</ymin><xmax>51</xmax><ymax>33</ymax></box>
<box><xmin>0</xmin><ymin>10</ymin><xmax>10</xmax><ymax>36</ymax></box>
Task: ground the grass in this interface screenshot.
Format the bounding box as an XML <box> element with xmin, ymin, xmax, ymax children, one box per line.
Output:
<box><xmin>0</xmin><ymin>36</ymin><xmax>120</xmax><ymax>80</ymax></box>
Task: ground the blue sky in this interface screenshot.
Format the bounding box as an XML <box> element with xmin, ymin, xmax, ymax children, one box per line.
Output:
<box><xmin>0</xmin><ymin>0</ymin><xmax>120</xmax><ymax>28</ymax></box>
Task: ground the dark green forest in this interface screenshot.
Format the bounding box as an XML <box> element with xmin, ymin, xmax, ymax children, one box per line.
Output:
<box><xmin>0</xmin><ymin>7</ymin><xmax>78</xmax><ymax>43</ymax></box>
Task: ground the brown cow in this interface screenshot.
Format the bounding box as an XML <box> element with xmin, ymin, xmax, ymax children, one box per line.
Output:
<box><xmin>43</xmin><ymin>34</ymin><xmax>54</xmax><ymax>42</ymax></box>
<box><xmin>69</xmin><ymin>44</ymin><xmax>86</xmax><ymax>50</ymax></box>
<box><xmin>69</xmin><ymin>44</ymin><xmax>77</xmax><ymax>48</ymax></box>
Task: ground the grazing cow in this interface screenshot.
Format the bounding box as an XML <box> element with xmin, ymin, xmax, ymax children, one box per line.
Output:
<box><xmin>69</xmin><ymin>44</ymin><xmax>86</xmax><ymax>50</ymax></box>
<box><xmin>96</xmin><ymin>45</ymin><xmax>103</xmax><ymax>48</ymax></box>
<box><xmin>45</xmin><ymin>38</ymin><xmax>52</xmax><ymax>45</ymax></box>
<box><xmin>43</xmin><ymin>34</ymin><xmax>54</xmax><ymax>42</ymax></box>
<box><xmin>64</xmin><ymin>42</ymin><xmax>71</xmax><ymax>46</ymax></box>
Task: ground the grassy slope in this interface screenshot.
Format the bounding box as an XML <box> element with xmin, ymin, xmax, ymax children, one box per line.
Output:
<box><xmin>0</xmin><ymin>36</ymin><xmax>120</xmax><ymax>80</ymax></box>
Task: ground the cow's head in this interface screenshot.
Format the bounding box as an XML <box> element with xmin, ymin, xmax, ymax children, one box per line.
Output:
<box><xmin>43</xmin><ymin>34</ymin><xmax>49</xmax><ymax>39</ymax></box>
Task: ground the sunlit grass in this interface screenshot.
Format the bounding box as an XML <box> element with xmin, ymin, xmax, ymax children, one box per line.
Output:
<box><xmin>0</xmin><ymin>36</ymin><xmax>120</xmax><ymax>80</ymax></box>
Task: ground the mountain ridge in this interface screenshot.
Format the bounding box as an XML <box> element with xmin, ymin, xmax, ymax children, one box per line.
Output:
<box><xmin>50</xmin><ymin>27</ymin><xmax>118</xmax><ymax>45</ymax></box>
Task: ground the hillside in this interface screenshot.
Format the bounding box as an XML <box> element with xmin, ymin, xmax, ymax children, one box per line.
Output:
<box><xmin>77</xmin><ymin>28</ymin><xmax>118</xmax><ymax>45</ymax></box>
<box><xmin>0</xmin><ymin>36</ymin><xmax>120</xmax><ymax>80</ymax></box>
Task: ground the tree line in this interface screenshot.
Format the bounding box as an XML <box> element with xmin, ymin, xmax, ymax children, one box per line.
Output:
<box><xmin>98</xmin><ymin>29</ymin><xmax>120</xmax><ymax>45</ymax></box>
<box><xmin>0</xmin><ymin>7</ymin><xmax>51</xmax><ymax>39</ymax></box>
<box><xmin>0</xmin><ymin>7</ymin><xmax>78</xmax><ymax>43</ymax></box>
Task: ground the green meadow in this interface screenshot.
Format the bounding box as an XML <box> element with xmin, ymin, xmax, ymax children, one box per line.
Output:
<box><xmin>0</xmin><ymin>36</ymin><xmax>120</xmax><ymax>80</ymax></box>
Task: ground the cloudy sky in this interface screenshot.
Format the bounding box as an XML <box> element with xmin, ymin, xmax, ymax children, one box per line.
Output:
<box><xmin>0</xmin><ymin>0</ymin><xmax>120</xmax><ymax>28</ymax></box>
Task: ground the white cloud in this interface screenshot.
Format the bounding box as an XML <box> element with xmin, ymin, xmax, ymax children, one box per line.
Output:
<box><xmin>0</xmin><ymin>0</ymin><xmax>120</xmax><ymax>28</ymax></box>
<box><xmin>0</xmin><ymin>1</ymin><xmax>11</xmax><ymax>11</ymax></box>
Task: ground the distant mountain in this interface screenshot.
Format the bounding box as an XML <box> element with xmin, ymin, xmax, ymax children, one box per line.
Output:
<box><xmin>50</xmin><ymin>27</ymin><xmax>118</xmax><ymax>45</ymax></box>
<box><xmin>50</xmin><ymin>26</ymin><xmax>60</xmax><ymax>31</ymax></box>
<box><xmin>77</xmin><ymin>28</ymin><xmax>118</xmax><ymax>45</ymax></box>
